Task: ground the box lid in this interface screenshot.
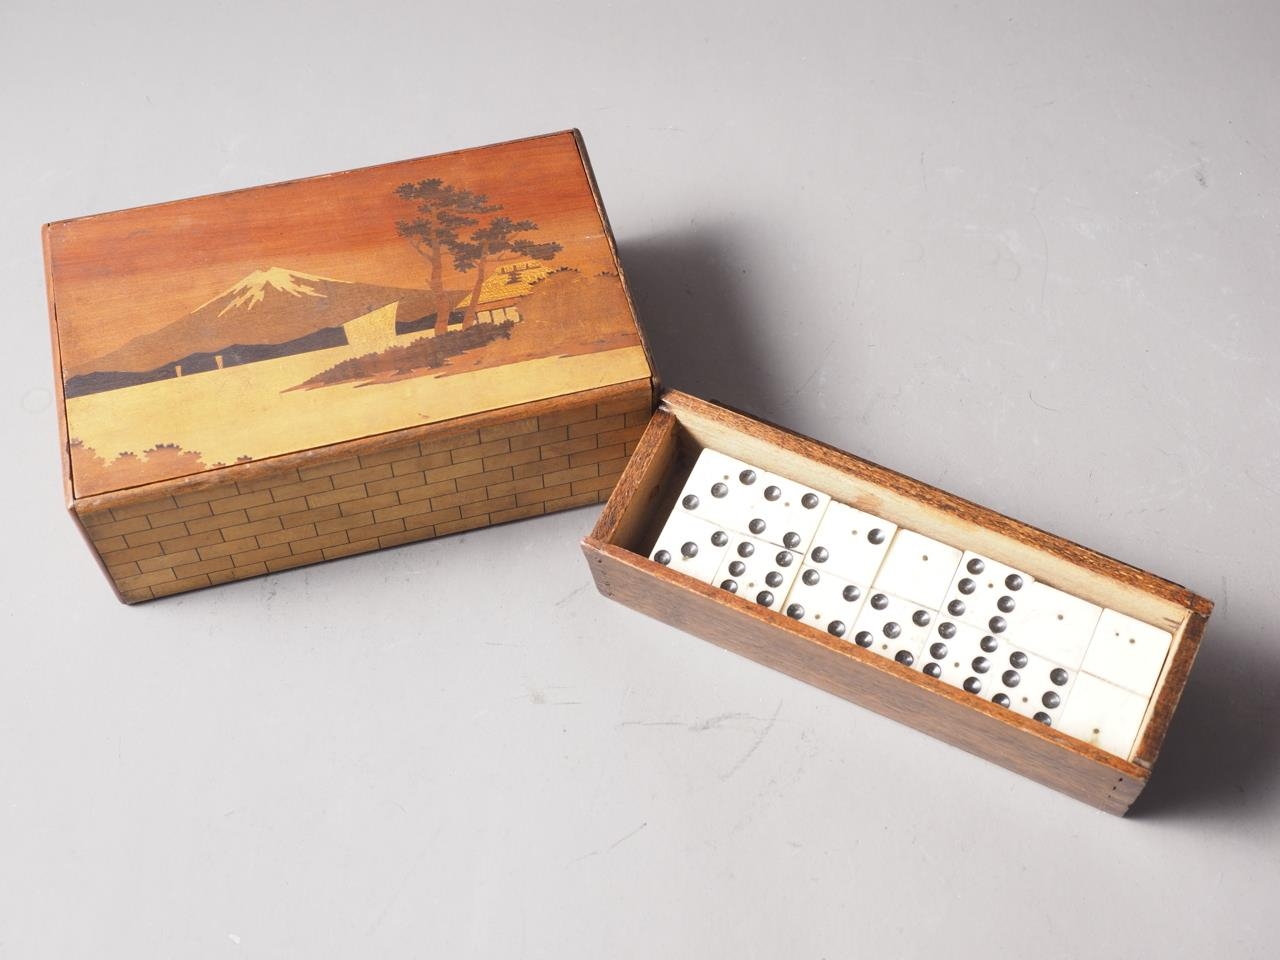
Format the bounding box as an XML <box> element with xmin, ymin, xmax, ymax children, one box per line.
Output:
<box><xmin>44</xmin><ymin>130</ymin><xmax>653</xmax><ymax>500</ymax></box>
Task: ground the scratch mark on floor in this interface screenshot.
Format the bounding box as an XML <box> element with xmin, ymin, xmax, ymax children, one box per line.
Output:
<box><xmin>567</xmin><ymin>821</ymin><xmax>649</xmax><ymax>866</ymax></box>
<box><xmin>367</xmin><ymin>830</ymin><xmax>440</xmax><ymax>934</ymax></box>
<box><xmin>616</xmin><ymin>711</ymin><xmax>782</xmax><ymax>731</ymax></box>
<box><xmin>720</xmin><ymin>700</ymin><xmax>782</xmax><ymax>781</ymax></box>
<box><xmin>555</xmin><ymin>583</ymin><xmax>589</xmax><ymax>607</ymax></box>
<box><xmin>778</xmin><ymin>259</ymin><xmax>859</xmax><ymax>410</ymax></box>
<box><xmin>1027</xmin><ymin>390</ymin><xmax>1061</xmax><ymax>413</ymax></box>
<box><xmin>608</xmin><ymin>821</ymin><xmax>648</xmax><ymax>851</ymax></box>
<box><xmin>691</xmin><ymin>711</ymin><xmax>774</xmax><ymax>731</ymax></box>
<box><xmin>1030</xmin><ymin>183</ymin><xmax>1051</xmax><ymax>310</ymax></box>
<box><xmin>781</xmin><ymin>338</ymin><xmax>836</xmax><ymax>409</ymax></box>
<box><xmin>525</xmin><ymin>686</ymin><xmax>582</xmax><ymax>706</ymax></box>
<box><xmin>1245</xmin><ymin>469</ymin><xmax>1279</xmax><ymax>498</ymax></box>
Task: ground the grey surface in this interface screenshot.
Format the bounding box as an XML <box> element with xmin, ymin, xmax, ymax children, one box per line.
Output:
<box><xmin>2</xmin><ymin>0</ymin><xmax>1277</xmax><ymax>956</ymax></box>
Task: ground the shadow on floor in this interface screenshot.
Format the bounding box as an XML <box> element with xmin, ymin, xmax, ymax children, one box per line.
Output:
<box><xmin>1126</xmin><ymin>626</ymin><xmax>1277</xmax><ymax>822</ymax></box>
<box><xmin>618</xmin><ymin>226</ymin><xmax>801</xmax><ymax>419</ymax></box>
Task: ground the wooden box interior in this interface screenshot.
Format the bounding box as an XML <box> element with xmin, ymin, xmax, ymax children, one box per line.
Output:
<box><xmin>583</xmin><ymin>391</ymin><xmax>1212</xmax><ymax>813</ymax></box>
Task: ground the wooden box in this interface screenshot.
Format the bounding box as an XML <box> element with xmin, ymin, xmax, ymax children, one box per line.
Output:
<box><xmin>45</xmin><ymin>131</ymin><xmax>655</xmax><ymax>603</ymax></box>
<box><xmin>582</xmin><ymin>391</ymin><xmax>1212</xmax><ymax>814</ymax></box>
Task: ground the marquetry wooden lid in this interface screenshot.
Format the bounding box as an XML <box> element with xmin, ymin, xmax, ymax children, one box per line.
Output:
<box><xmin>44</xmin><ymin>131</ymin><xmax>653</xmax><ymax>501</ymax></box>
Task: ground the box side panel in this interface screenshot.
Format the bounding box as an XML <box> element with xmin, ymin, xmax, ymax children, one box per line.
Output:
<box><xmin>1132</xmin><ymin>610</ymin><xmax>1210</xmax><ymax>768</ymax></box>
<box><xmin>590</xmin><ymin>407</ymin><xmax>683</xmax><ymax>550</ymax></box>
<box><xmin>571</xmin><ymin>129</ymin><xmax>660</xmax><ymax>394</ymax></box>
<box><xmin>77</xmin><ymin>382</ymin><xmax>652</xmax><ymax>603</ymax></box>
<box><xmin>584</xmin><ymin>542</ymin><xmax>1146</xmax><ymax>814</ymax></box>
<box><xmin>43</xmin><ymin>223</ymin><xmax>75</xmax><ymax>509</ymax></box>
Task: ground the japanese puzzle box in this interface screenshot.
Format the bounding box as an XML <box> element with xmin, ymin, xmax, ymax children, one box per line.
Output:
<box><xmin>44</xmin><ymin>130</ymin><xmax>656</xmax><ymax>603</ymax></box>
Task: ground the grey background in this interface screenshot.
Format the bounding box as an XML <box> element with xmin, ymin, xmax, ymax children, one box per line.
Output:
<box><xmin>2</xmin><ymin>0</ymin><xmax>1276</xmax><ymax>956</ymax></box>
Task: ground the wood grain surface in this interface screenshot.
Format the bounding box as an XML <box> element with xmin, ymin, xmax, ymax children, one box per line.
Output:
<box><xmin>583</xmin><ymin>390</ymin><xmax>1213</xmax><ymax>813</ymax></box>
<box><xmin>45</xmin><ymin>131</ymin><xmax>649</xmax><ymax>501</ymax></box>
<box><xmin>47</xmin><ymin>131</ymin><xmax>657</xmax><ymax>601</ymax></box>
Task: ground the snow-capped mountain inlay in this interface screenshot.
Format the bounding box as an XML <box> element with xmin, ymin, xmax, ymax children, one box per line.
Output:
<box><xmin>192</xmin><ymin>267</ymin><xmax>347</xmax><ymax>317</ymax></box>
<box><xmin>67</xmin><ymin>267</ymin><xmax>444</xmax><ymax>394</ymax></box>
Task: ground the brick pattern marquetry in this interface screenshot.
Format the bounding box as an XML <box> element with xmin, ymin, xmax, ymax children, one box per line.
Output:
<box><xmin>79</xmin><ymin>394</ymin><xmax>651</xmax><ymax>602</ymax></box>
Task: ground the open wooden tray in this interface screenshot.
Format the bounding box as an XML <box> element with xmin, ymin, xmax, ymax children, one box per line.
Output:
<box><xmin>581</xmin><ymin>390</ymin><xmax>1212</xmax><ymax>814</ymax></box>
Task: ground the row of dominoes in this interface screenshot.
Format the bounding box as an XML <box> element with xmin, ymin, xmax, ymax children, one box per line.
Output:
<box><xmin>648</xmin><ymin>449</ymin><xmax>1174</xmax><ymax>759</ymax></box>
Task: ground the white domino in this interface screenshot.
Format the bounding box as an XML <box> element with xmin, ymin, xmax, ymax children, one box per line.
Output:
<box><xmin>711</xmin><ymin>533</ymin><xmax>802</xmax><ymax>613</ymax></box>
<box><xmin>872</xmin><ymin>528</ymin><xmax>963</xmax><ymax>611</ymax></box>
<box><xmin>648</xmin><ymin>510</ymin><xmax>732</xmax><ymax>583</ymax></box>
<box><xmin>750</xmin><ymin>473</ymin><xmax>831</xmax><ymax>551</ymax></box>
<box><xmin>805</xmin><ymin>501</ymin><xmax>897</xmax><ymax>584</ymax></box>
<box><xmin>780</xmin><ymin>564</ymin><xmax>871</xmax><ymax>642</ymax></box>
<box><xmin>1055</xmin><ymin>672</ymin><xmax>1150</xmax><ymax>759</ymax></box>
<box><xmin>939</xmin><ymin>551</ymin><xmax>1035</xmax><ymax>635</ymax></box>
<box><xmin>672</xmin><ymin>449</ymin><xmax>766</xmax><ymax>534</ymax></box>
<box><xmin>849</xmin><ymin>589</ymin><xmax>935</xmax><ymax>666</ymax></box>
<box><xmin>674</xmin><ymin>449</ymin><xmax>829</xmax><ymax>549</ymax></box>
<box><xmin>983</xmin><ymin>644</ymin><xmax>1077</xmax><ymax>728</ymax></box>
<box><xmin>915</xmin><ymin>618</ymin><xmax>1003</xmax><ymax>696</ymax></box>
<box><xmin>1005</xmin><ymin>582</ymin><xmax>1103</xmax><ymax>670</ymax></box>
<box><xmin>1080</xmin><ymin>609</ymin><xmax>1173</xmax><ymax>698</ymax></box>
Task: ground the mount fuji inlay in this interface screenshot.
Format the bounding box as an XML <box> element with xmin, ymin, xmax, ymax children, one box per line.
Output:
<box><xmin>64</xmin><ymin>267</ymin><xmax>443</xmax><ymax>398</ymax></box>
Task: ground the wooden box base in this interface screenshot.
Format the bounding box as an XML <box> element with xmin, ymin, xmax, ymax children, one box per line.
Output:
<box><xmin>80</xmin><ymin>380</ymin><xmax>650</xmax><ymax>603</ymax></box>
<box><xmin>581</xmin><ymin>391</ymin><xmax>1212</xmax><ymax>814</ymax></box>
